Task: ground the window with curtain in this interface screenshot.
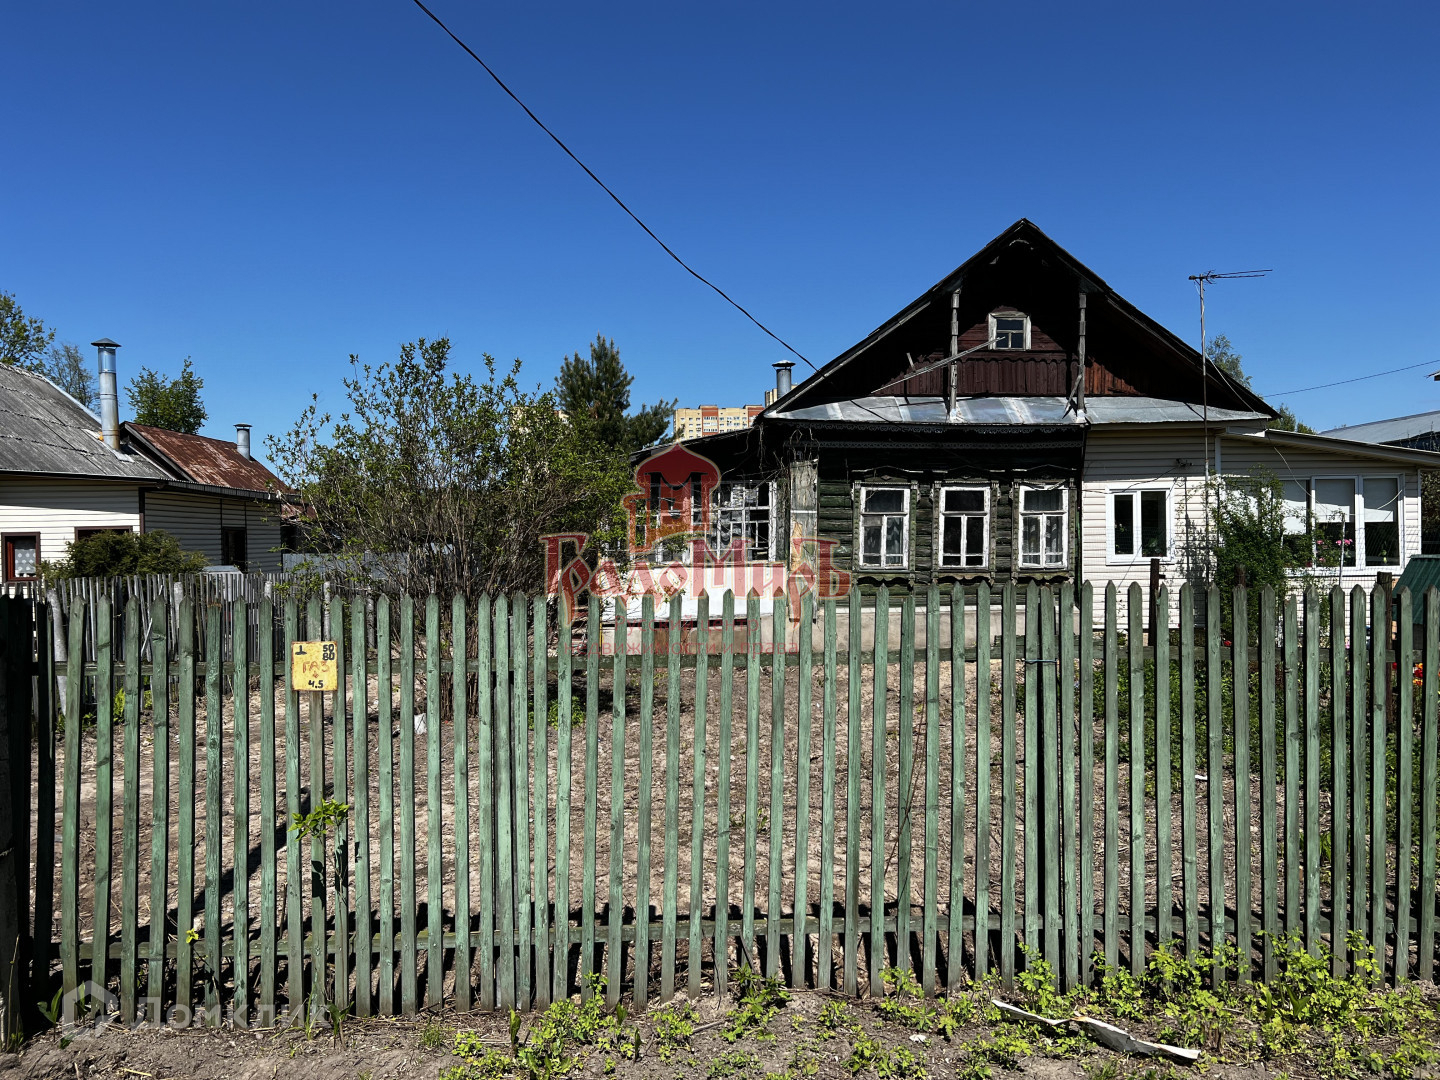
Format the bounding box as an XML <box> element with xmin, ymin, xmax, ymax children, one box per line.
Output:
<box><xmin>1018</xmin><ymin>485</ymin><xmax>1067</xmax><ymax>569</ymax></box>
<box><xmin>1362</xmin><ymin>477</ymin><xmax>1400</xmax><ymax>566</ymax></box>
<box><xmin>1313</xmin><ymin>478</ymin><xmax>1357</xmax><ymax>567</ymax></box>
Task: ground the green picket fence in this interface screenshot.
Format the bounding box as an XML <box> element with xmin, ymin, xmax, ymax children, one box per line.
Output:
<box><xmin>30</xmin><ymin>580</ymin><xmax>1440</xmax><ymax>1023</ymax></box>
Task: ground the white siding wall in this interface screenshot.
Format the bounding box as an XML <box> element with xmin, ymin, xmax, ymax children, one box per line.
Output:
<box><xmin>144</xmin><ymin>491</ymin><xmax>286</xmax><ymax>572</ymax></box>
<box><xmin>1081</xmin><ymin>427</ymin><xmax>1423</xmax><ymax>628</ymax></box>
<box><xmin>0</xmin><ymin>478</ymin><xmax>141</xmax><ymax>571</ymax></box>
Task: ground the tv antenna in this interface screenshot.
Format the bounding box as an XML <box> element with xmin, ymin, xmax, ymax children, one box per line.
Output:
<box><xmin>1187</xmin><ymin>268</ymin><xmax>1271</xmax><ymax>544</ymax></box>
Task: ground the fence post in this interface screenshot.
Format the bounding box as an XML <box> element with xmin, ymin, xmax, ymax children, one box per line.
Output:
<box><xmin>0</xmin><ymin>597</ymin><xmax>36</xmax><ymax>1046</ymax></box>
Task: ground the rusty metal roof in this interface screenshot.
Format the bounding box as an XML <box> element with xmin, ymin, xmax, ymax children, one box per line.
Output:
<box><xmin>124</xmin><ymin>423</ymin><xmax>283</xmax><ymax>496</ymax></box>
<box><xmin>0</xmin><ymin>364</ymin><xmax>169</xmax><ymax>481</ymax></box>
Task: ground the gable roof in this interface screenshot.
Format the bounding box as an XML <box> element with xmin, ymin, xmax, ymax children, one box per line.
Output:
<box><xmin>1319</xmin><ymin>410</ymin><xmax>1440</xmax><ymax>446</ymax></box>
<box><xmin>124</xmin><ymin>423</ymin><xmax>284</xmax><ymax>497</ymax></box>
<box><xmin>765</xmin><ymin>219</ymin><xmax>1278</xmax><ymax>420</ymax></box>
<box><xmin>0</xmin><ymin>363</ymin><xmax>169</xmax><ymax>481</ymax></box>
<box><xmin>1226</xmin><ymin>427</ymin><xmax>1440</xmax><ymax>467</ymax></box>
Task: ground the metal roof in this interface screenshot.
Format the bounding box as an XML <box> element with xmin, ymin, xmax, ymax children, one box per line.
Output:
<box><xmin>125</xmin><ymin>423</ymin><xmax>283</xmax><ymax>496</ymax></box>
<box><xmin>1395</xmin><ymin>557</ymin><xmax>1440</xmax><ymax>623</ymax></box>
<box><xmin>1243</xmin><ymin>428</ymin><xmax>1440</xmax><ymax>466</ymax></box>
<box><xmin>0</xmin><ymin>364</ymin><xmax>169</xmax><ymax>481</ymax></box>
<box><xmin>769</xmin><ymin>394</ymin><xmax>1267</xmax><ymax>427</ymax></box>
<box><xmin>1319</xmin><ymin>410</ymin><xmax>1440</xmax><ymax>446</ymax></box>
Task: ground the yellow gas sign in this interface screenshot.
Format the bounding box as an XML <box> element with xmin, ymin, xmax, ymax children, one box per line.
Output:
<box><xmin>291</xmin><ymin>640</ymin><xmax>339</xmax><ymax>691</ymax></box>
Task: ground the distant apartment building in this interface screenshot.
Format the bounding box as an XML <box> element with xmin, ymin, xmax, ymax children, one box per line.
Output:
<box><xmin>673</xmin><ymin>389</ymin><xmax>777</xmax><ymax>440</ymax></box>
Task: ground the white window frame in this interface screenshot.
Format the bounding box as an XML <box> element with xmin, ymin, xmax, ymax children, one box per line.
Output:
<box><xmin>1017</xmin><ymin>483</ymin><xmax>1068</xmax><ymax>570</ymax></box>
<box><xmin>856</xmin><ymin>483</ymin><xmax>912</xmax><ymax>570</ymax></box>
<box><xmin>1360</xmin><ymin>474</ymin><xmax>1403</xmax><ymax>569</ymax></box>
<box><xmin>711</xmin><ymin>480</ymin><xmax>775</xmax><ymax>563</ymax></box>
<box><xmin>935</xmin><ymin>483</ymin><xmax>991</xmax><ymax>570</ymax></box>
<box><xmin>988</xmin><ymin>311</ymin><xmax>1032</xmax><ymax>351</ymax></box>
<box><xmin>1270</xmin><ymin>473</ymin><xmax>1407</xmax><ymax>572</ymax></box>
<box><xmin>1105</xmin><ymin>484</ymin><xmax>1175</xmax><ymax>564</ymax></box>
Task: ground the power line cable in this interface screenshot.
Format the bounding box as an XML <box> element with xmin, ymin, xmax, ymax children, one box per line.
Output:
<box><xmin>1262</xmin><ymin>361</ymin><xmax>1435</xmax><ymax>398</ymax></box>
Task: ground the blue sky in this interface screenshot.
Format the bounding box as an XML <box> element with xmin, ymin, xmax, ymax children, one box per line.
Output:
<box><xmin>3</xmin><ymin>1</ymin><xmax>1437</xmax><ymax>451</ymax></box>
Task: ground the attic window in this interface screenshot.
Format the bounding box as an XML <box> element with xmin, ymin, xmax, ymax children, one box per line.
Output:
<box><xmin>989</xmin><ymin>312</ymin><xmax>1030</xmax><ymax>350</ymax></box>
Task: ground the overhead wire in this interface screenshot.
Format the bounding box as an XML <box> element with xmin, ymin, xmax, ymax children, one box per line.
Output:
<box><xmin>1262</xmin><ymin>361</ymin><xmax>1436</xmax><ymax>398</ymax></box>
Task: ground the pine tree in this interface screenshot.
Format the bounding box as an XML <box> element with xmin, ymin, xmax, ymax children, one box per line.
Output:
<box><xmin>556</xmin><ymin>335</ymin><xmax>674</xmax><ymax>453</ymax></box>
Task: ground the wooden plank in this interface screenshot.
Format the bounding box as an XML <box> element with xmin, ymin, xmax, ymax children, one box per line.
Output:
<box><xmin>715</xmin><ymin>591</ymin><xmax>736</xmax><ymax>997</ymax></box>
<box><xmin>119</xmin><ymin>598</ymin><xmax>142</xmax><ymax>1023</ymax></box>
<box><xmin>305</xmin><ymin>597</ymin><xmax>326</xmax><ymax>1014</ymax></box>
<box><xmin>818</xmin><ymin>597</ymin><xmax>838</xmax><ymax>991</ymax></box>
<box><xmin>743</xmin><ymin>590</ymin><xmax>761</xmax><ymax>974</ymax></box>
<box><xmin>425</xmin><ymin>595</ymin><xmax>443</xmax><ymax>1007</ymax></box>
<box><xmin>399</xmin><ymin>595</ymin><xmax>419</xmax><ymax>1014</ymax></box>
<box><xmin>768</xmin><ymin>594</ymin><xmax>788</xmax><ymax>980</ymax></box>
<box><xmin>283</xmin><ymin>598</ymin><xmax>303</xmax><ymax>1019</ymax></box>
<box><xmin>1155</xmin><ymin>585</ymin><xmax>1172</xmax><ymax>950</ymax></box>
<box><xmin>149</xmin><ymin>597</ymin><xmax>172</xmax><ymax>1018</ymax></box>
<box><xmin>1395</xmin><ymin>589</ymin><xmax>1414</xmax><ymax>983</ymax></box>
<box><xmin>895</xmin><ymin>594</ymin><xmax>916</xmax><ymax>986</ymax></box>
<box><xmin>1303</xmin><ymin>588</ymin><xmax>1321</xmax><ymax>958</ymax></box>
<box><xmin>606</xmin><ymin>599</ymin><xmax>627</xmax><ymax>1006</ymax></box>
<box><xmin>947</xmin><ymin>585</ymin><xmax>968</xmax><ymax>993</ymax></box>
<box><xmin>688</xmin><ymin>594</ymin><xmax>711</xmax><ymax>998</ymax></box>
<box><xmin>1040</xmin><ymin>588</ymin><xmax>1060</xmax><ymax>973</ymax></box>
<box><xmin>178</xmin><ymin>598</ymin><xmax>197</xmax><ymax>1012</ymax></box>
<box><xmin>1058</xmin><ymin>582</ymin><xmax>1079</xmax><ymax>989</ymax></box>
<box><xmin>1259</xmin><ymin>589</ymin><xmax>1278</xmax><ymax>982</ymax></box>
<box><xmin>352</xmin><ymin>598</ymin><xmax>372</xmax><ymax>1016</ymax></box>
<box><xmin>1331</xmin><ymin>587</ymin><xmax>1350</xmax><ymax>978</ymax></box>
<box><xmin>377</xmin><ymin>596</ymin><xmax>397</xmax><ymax>1015</ymax></box>
<box><xmin>843</xmin><ymin>586</ymin><xmax>861</xmax><ymax>996</ymax></box>
<box><xmin>974</xmin><ymin>585</ymin><xmax>992</xmax><ymax>984</ymax></box>
<box><xmin>871</xmin><ymin>586</ymin><xmax>889</xmax><ymax>994</ymax></box>
<box><xmin>794</xmin><ymin>592</ymin><xmax>815</xmax><ymax>989</ymax></box>
<box><xmin>511</xmin><ymin>595</ymin><xmax>532</xmax><ymax>1011</ymax></box>
<box><xmin>1368</xmin><ymin>587</ymin><xmax>1386</xmax><ymax>969</ymax></box>
<box><xmin>532</xmin><ymin>595</ymin><xmax>551</xmax><ymax>1007</ymax></box>
<box><xmin>1179</xmin><ymin>585</ymin><xmax>1199</xmax><ymax>959</ymax></box>
<box><xmin>1077</xmin><ymin>582</ymin><xmax>1095</xmax><ymax>982</ymax></box>
<box><xmin>61</xmin><ymin>605</ymin><xmax>83</xmax><ymax>995</ymax></box>
<box><xmin>1023</xmin><ymin>584</ymin><xmax>1040</xmax><ymax>960</ymax></box>
<box><xmin>204</xmin><ymin>602</ymin><xmax>224</xmax><ymax>1022</ymax></box>
<box><xmin>1000</xmin><ymin>584</ymin><xmax>1017</xmax><ymax>988</ymax></box>
<box><xmin>93</xmin><ymin>597</ymin><xmax>114</xmax><ymax>1003</ymax></box>
<box><xmin>580</xmin><ymin>595</ymin><xmax>600</xmax><ymax>999</ymax></box>
<box><xmin>555</xmin><ymin>597</ymin><xmax>575</xmax><ymax>1004</ymax></box>
<box><xmin>1127</xmin><ymin>583</ymin><xmax>1145</xmax><ymax>976</ymax></box>
<box><xmin>1418</xmin><ymin>588</ymin><xmax>1439</xmax><ymax>981</ymax></box>
<box><xmin>231</xmin><ymin>599</ymin><xmax>251</xmax><ymax>1023</ymax></box>
<box><xmin>636</xmin><ymin>595</ymin><xmax>655</xmax><ymax>1007</ymax></box>
<box><xmin>663</xmin><ymin>594</ymin><xmax>682</xmax><ymax>1001</ymax></box>
<box><xmin>1206</xmin><ymin>587</ymin><xmax>1224</xmax><ymax>985</ymax></box>
<box><xmin>494</xmin><ymin>594</ymin><xmax>515</xmax><ymax>1010</ymax></box>
<box><xmin>921</xmin><ymin>587</ymin><xmax>941</xmax><ymax>995</ymax></box>
<box><xmin>32</xmin><ymin>601</ymin><xmax>56</xmax><ymax>1013</ymax></box>
<box><xmin>451</xmin><ymin>595</ymin><xmax>470</xmax><ymax>1011</ymax></box>
<box><xmin>1104</xmin><ymin>585</ymin><xmax>1120</xmax><ymax>974</ymax></box>
<box><xmin>1283</xmin><ymin>594</ymin><xmax>1300</xmax><ymax>942</ymax></box>
<box><xmin>1350</xmin><ymin>587</ymin><xmax>1368</xmax><ymax>952</ymax></box>
<box><xmin>329</xmin><ymin>597</ymin><xmax>349</xmax><ymax>1014</ymax></box>
<box><xmin>1233</xmin><ymin>586</ymin><xmax>1252</xmax><ymax>980</ymax></box>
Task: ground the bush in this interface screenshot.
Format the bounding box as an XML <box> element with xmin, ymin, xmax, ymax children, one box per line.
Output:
<box><xmin>43</xmin><ymin>529</ymin><xmax>207</xmax><ymax>578</ymax></box>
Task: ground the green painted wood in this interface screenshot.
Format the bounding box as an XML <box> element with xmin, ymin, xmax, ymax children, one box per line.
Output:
<box><xmin>532</xmin><ymin>596</ymin><xmax>551</xmax><ymax>1008</ymax></box>
<box><xmin>119</xmin><ymin>598</ymin><xmax>142</xmax><ymax>1023</ymax></box>
<box><xmin>1259</xmin><ymin>589</ymin><xmax>1279</xmax><ymax>982</ymax></box>
<box><xmin>1368</xmin><ymin>587</ymin><xmax>1386</xmax><ymax>970</ymax></box>
<box><xmin>377</xmin><ymin>596</ymin><xmax>397</xmax><ymax>1015</ymax></box>
<box><xmin>1331</xmin><ymin>586</ymin><xmax>1350</xmax><ymax>978</ymax></box>
<box><xmin>975</xmin><ymin>585</ymin><xmax>992</xmax><ymax>984</ymax></box>
<box><xmin>896</xmin><ymin>593</ymin><xmax>916</xmax><ymax>986</ymax></box>
<box><xmin>1350</xmin><ymin>587</ymin><xmax>1368</xmax><ymax>952</ymax></box>
<box><xmin>30</xmin><ymin>601</ymin><xmax>55</xmax><ymax>1011</ymax></box>
<box><xmin>329</xmin><ymin>597</ymin><xmax>350</xmax><ymax>1014</ymax></box>
<box><xmin>1058</xmin><ymin>582</ymin><xmax>1079</xmax><ymax>990</ymax></box>
<box><xmin>1206</xmin><ymin>586</ymin><xmax>1224</xmax><ymax>986</ymax></box>
<box><xmin>93</xmin><ymin>598</ymin><xmax>114</xmax><ymax>1001</ymax></box>
<box><xmin>922</xmin><ymin>587</ymin><xmax>941</xmax><ymax>995</ymax></box>
<box><xmin>871</xmin><ymin>586</ymin><xmax>889</xmax><ymax>995</ymax></box>
<box><xmin>1418</xmin><ymin>588</ymin><xmax>1439</xmax><ymax>981</ymax></box>
<box><xmin>1040</xmin><ymin>587</ymin><xmax>1061</xmax><ymax>974</ymax></box>
<box><xmin>688</xmin><ymin>593</ymin><xmax>711</xmax><ymax>999</ymax></box>
<box><xmin>178</xmin><ymin>598</ymin><xmax>197</xmax><ymax>1012</ymax></box>
<box><xmin>1024</xmin><ymin>584</ymin><xmax>1040</xmax><ymax>960</ymax></box>
<box><xmin>1078</xmin><ymin>582</ymin><xmax>1096</xmax><ymax>982</ymax></box>
<box><xmin>636</xmin><ymin>595</ymin><xmax>655</xmax><ymax>1006</ymax></box>
<box><xmin>231</xmin><ymin>599</ymin><xmax>250</xmax><ymax>1022</ymax></box>
<box><xmin>1155</xmin><ymin>585</ymin><xmax>1172</xmax><ymax>951</ymax></box>
<box><xmin>794</xmin><ymin>591</ymin><xmax>815</xmax><ymax>990</ymax></box>
<box><xmin>305</xmin><ymin>597</ymin><xmax>326</xmax><ymax>1014</ymax></box>
<box><xmin>474</xmin><ymin>595</ymin><xmax>493</xmax><ymax>1011</ymax></box>
<box><xmin>61</xmin><ymin>604</ymin><xmax>83</xmax><ymax>995</ymax></box>
<box><xmin>819</xmin><ymin>597</ymin><xmax>838</xmax><ymax>991</ymax></box>
<box><xmin>948</xmin><ymin>585</ymin><xmax>968</xmax><ymax>993</ymax></box>
<box><xmin>425</xmin><ymin>595</ymin><xmax>444</xmax><ymax>1007</ymax></box>
<box><xmin>1101</xmin><ymin>584</ymin><xmax>1120</xmax><ymax>971</ymax></box>
<box><xmin>399</xmin><ymin>595</ymin><xmax>419</xmax><ymax>1014</ymax></box>
<box><xmin>149</xmin><ymin>597</ymin><xmax>171</xmax><ymax>1018</ymax></box>
<box><xmin>452</xmin><ymin>595</ymin><xmax>470</xmax><ymax>1011</ymax></box>
<box><xmin>554</xmin><ymin>597</ymin><xmax>575</xmax><ymax>1004</ymax></box>
<box><xmin>203</xmin><ymin>602</ymin><xmax>224</xmax><ymax>1022</ymax></box>
<box><xmin>353</xmin><ymin>598</ymin><xmax>373</xmax><ymax>1016</ymax></box>
<box><xmin>282</xmin><ymin>598</ymin><xmax>303</xmax><ymax>1019</ymax></box>
<box><xmin>716</xmin><ymin>591</ymin><xmax>736</xmax><ymax>998</ymax></box>
<box><xmin>1303</xmin><ymin>588</ymin><xmax>1321</xmax><ymax>959</ymax></box>
<box><xmin>1128</xmin><ymin>584</ymin><xmax>1145</xmax><ymax>976</ymax></box>
<box><xmin>606</xmin><ymin>599</ymin><xmax>628</xmax><ymax>1007</ymax></box>
<box><xmin>494</xmin><ymin>594</ymin><xmax>515</xmax><ymax>1011</ymax></box>
<box><xmin>1395</xmin><ymin>589</ymin><xmax>1414</xmax><ymax>984</ymax></box>
<box><xmin>843</xmin><ymin>586</ymin><xmax>861</xmax><ymax>996</ymax></box>
<box><xmin>768</xmin><ymin>594</ymin><xmax>788</xmax><ymax>980</ymax></box>
<box><xmin>1179</xmin><ymin>585</ymin><xmax>1199</xmax><ymax>960</ymax></box>
<box><xmin>743</xmin><ymin>590</ymin><xmax>761</xmax><ymax>974</ymax></box>
<box><xmin>512</xmin><ymin>595</ymin><xmax>532</xmax><ymax>1010</ymax></box>
<box><xmin>663</xmin><ymin>594</ymin><xmax>682</xmax><ymax>1002</ymax></box>
<box><xmin>1000</xmin><ymin>584</ymin><xmax>1017</xmax><ymax>988</ymax></box>
<box><xmin>1233</xmin><ymin>586</ymin><xmax>1252</xmax><ymax>981</ymax></box>
<box><xmin>1283</xmin><ymin>594</ymin><xmax>1300</xmax><ymax>942</ymax></box>
<box><xmin>580</xmin><ymin>594</ymin><xmax>600</xmax><ymax>998</ymax></box>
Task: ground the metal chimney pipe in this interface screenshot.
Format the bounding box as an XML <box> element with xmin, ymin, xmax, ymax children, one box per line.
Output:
<box><xmin>235</xmin><ymin>423</ymin><xmax>252</xmax><ymax>460</ymax></box>
<box><xmin>92</xmin><ymin>338</ymin><xmax>121</xmax><ymax>450</ymax></box>
<box><xmin>773</xmin><ymin>361</ymin><xmax>794</xmax><ymax>398</ymax></box>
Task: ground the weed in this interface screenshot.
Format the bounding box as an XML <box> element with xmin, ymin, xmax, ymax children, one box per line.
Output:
<box><xmin>818</xmin><ymin>998</ymin><xmax>855</xmax><ymax>1036</ymax></box>
<box><xmin>953</xmin><ymin>1030</ymin><xmax>1033</xmax><ymax>1080</ymax></box>
<box><xmin>873</xmin><ymin>968</ymin><xmax>977</xmax><ymax>1040</ymax></box>
<box><xmin>654</xmin><ymin>1000</ymin><xmax>699</xmax><ymax>1061</ymax></box>
<box><xmin>421</xmin><ymin>1016</ymin><xmax>449</xmax><ymax>1052</ymax></box>
<box><xmin>844</xmin><ymin>1033</ymin><xmax>927</xmax><ymax>1079</ymax></box>
<box><xmin>723</xmin><ymin>966</ymin><xmax>790</xmax><ymax>1043</ymax></box>
<box><xmin>708</xmin><ymin>1049</ymin><xmax>763</xmax><ymax>1079</ymax></box>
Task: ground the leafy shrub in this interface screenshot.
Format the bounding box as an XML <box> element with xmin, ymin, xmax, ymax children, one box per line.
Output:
<box><xmin>44</xmin><ymin>528</ymin><xmax>207</xmax><ymax>578</ymax></box>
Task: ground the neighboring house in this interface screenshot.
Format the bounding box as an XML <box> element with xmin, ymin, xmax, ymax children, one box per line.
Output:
<box><xmin>650</xmin><ymin>219</ymin><xmax>1438</xmax><ymax>626</ymax></box>
<box><xmin>1320</xmin><ymin>410</ymin><xmax>1440</xmax><ymax>553</ymax></box>
<box><xmin>673</xmin><ymin>403</ymin><xmax>769</xmax><ymax>440</ymax></box>
<box><xmin>0</xmin><ymin>363</ymin><xmax>289</xmax><ymax>582</ymax></box>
